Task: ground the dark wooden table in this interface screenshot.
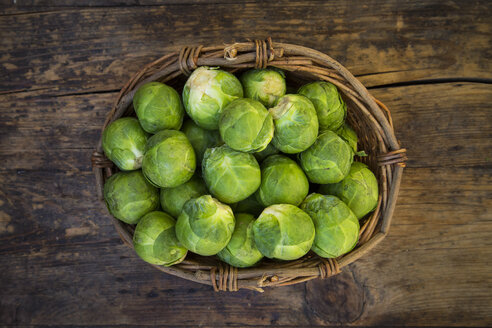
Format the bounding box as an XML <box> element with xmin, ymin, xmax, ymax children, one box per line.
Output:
<box><xmin>1</xmin><ymin>1</ymin><xmax>491</xmax><ymax>326</ymax></box>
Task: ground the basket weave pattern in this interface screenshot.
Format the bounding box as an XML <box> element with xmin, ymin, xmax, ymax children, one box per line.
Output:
<box><xmin>92</xmin><ymin>38</ymin><xmax>406</xmax><ymax>292</ymax></box>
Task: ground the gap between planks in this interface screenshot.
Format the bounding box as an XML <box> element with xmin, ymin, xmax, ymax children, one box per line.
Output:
<box><xmin>2</xmin><ymin>78</ymin><xmax>491</xmax><ymax>98</ymax></box>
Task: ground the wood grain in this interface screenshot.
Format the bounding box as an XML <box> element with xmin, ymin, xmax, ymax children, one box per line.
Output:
<box><xmin>1</xmin><ymin>79</ymin><xmax>490</xmax><ymax>326</ymax></box>
<box><xmin>372</xmin><ymin>83</ymin><xmax>492</xmax><ymax>168</ymax></box>
<box><xmin>1</xmin><ymin>0</ymin><xmax>491</xmax><ymax>325</ymax></box>
<box><xmin>1</xmin><ymin>0</ymin><xmax>491</xmax><ymax>96</ymax></box>
<box><xmin>2</xmin><ymin>83</ymin><xmax>490</xmax><ymax>170</ymax></box>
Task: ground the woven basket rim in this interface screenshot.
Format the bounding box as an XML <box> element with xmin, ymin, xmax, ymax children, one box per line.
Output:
<box><xmin>91</xmin><ymin>38</ymin><xmax>406</xmax><ymax>292</ymax></box>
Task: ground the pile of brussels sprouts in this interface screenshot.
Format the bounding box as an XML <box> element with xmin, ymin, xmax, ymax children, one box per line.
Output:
<box><xmin>102</xmin><ymin>67</ymin><xmax>379</xmax><ymax>268</ymax></box>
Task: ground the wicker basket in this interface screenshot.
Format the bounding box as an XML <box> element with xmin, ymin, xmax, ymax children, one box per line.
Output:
<box><xmin>91</xmin><ymin>38</ymin><xmax>406</xmax><ymax>292</ymax></box>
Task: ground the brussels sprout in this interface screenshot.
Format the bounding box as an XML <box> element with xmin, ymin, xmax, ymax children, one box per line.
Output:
<box><xmin>253</xmin><ymin>143</ymin><xmax>279</xmax><ymax>162</ymax></box>
<box><xmin>253</xmin><ymin>204</ymin><xmax>315</xmax><ymax>260</ymax></box>
<box><xmin>255</xmin><ymin>155</ymin><xmax>309</xmax><ymax>206</ymax></box>
<box><xmin>217</xmin><ymin>213</ymin><xmax>264</xmax><ymax>268</ymax></box>
<box><xmin>269</xmin><ymin>94</ymin><xmax>319</xmax><ymax>153</ymax></box>
<box><xmin>142</xmin><ymin>130</ymin><xmax>196</xmax><ymax>188</ymax></box>
<box><xmin>133</xmin><ymin>211</ymin><xmax>187</xmax><ymax>265</ymax></box>
<box><xmin>240</xmin><ymin>69</ymin><xmax>286</xmax><ymax>108</ymax></box>
<box><xmin>336</xmin><ymin>123</ymin><xmax>358</xmax><ymax>153</ymax></box>
<box><xmin>183</xmin><ymin>67</ymin><xmax>243</xmax><ymax>130</ymax></box>
<box><xmin>219</xmin><ymin>98</ymin><xmax>274</xmax><ymax>152</ymax></box>
<box><xmin>102</xmin><ymin>117</ymin><xmax>148</xmax><ymax>171</ymax></box>
<box><xmin>133</xmin><ymin>82</ymin><xmax>184</xmax><ymax>133</ymax></box>
<box><xmin>319</xmin><ymin>162</ymin><xmax>378</xmax><ymax>219</ymax></box>
<box><xmin>182</xmin><ymin>119</ymin><xmax>222</xmax><ymax>164</ymax></box>
<box><xmin>298</xmin><ymin>81</ymin><xmax>346</xmax><ymax>132</ymax></box>
<box><xmin>299</xmin><ymin>130</ymin><xmax>353</xmax><ymax>184</ymax></box>
<box><xmin>103</xmin><ymin>170</ymin><xmax>159</xmax><ymax>224</ymax></box>
<box><xmin>300</xmin><ymin>193</ymin><xmax>359</xmax><ymax>258</ymax></box>
<box><xmin>175</xmin><ymin>195</ymin><xmax>235</xmax><ymax>256</ymax></box>
<box><xmin>202</xmin><ymin>145</ymin><xmax>261</xmax><ymax>204</ymax></box>
<box><xmin>234</xmin><ymin>195</ymin><xmax>264</xmax><ymax>217</ymax></box>
<box><xmin>160</xmin><ymin>175</ymin><xmax>208</xmax><ymax>218</ymax></box>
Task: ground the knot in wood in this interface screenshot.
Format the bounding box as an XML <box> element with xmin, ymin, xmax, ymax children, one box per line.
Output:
<box><xmin>378</xmin><ymin>148</ymin><xmax>408</xmax><ymax>167</ymax></box>
<box><xmin>210</xmin><ymin>262</ymin><xmax>238</xmax><ymax>292</ymax></box>
<box><xmin>318</xmin><ymin>258</ymin><xmax>341</xmax><ymax>279</ymax></box>
<box><xmin>91</xmin><ymin>151</ymin><xmax>113</xmax><ymax>168</ymax></box>
<box><xmin>178</xmin><ymin>45</ymin><xmax>203</xmax><ymax>76</ymax></box>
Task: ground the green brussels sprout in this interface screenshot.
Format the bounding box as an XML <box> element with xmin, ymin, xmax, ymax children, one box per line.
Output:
<box><xmin>182</xmin><ymin>119</ymin><xmax>222</xmax><ymax>164</ymax></box>
<box><xmin>253</xmin><ymin>204</ymin><xmax>315</xmax><ymax>260</ymax></box>
<box><xmin>142</xmin><ymin>130</ymin><xmax>196</xmax><ymax>188</ymax></box>
<box><xmin>240</xmin><ymin>69</ymin><xmax>286</xmax><ymax>108</ymax></box>
<box><xmin>255</xmin><ymin>155</ymin><xmax>309</xmax><ymax>206</ymax></box>
<box><xmin>336</xmin><ymin>123</ymin><xmax>358</xmax><ymax>153</ymax></box>
<box><xmin>217</xmin><ymin>213</ymin><xmax>264</xmax><ymax>268</ymax></box>
<box><xmin>103</xmin><ymin>170</ymin><xmax>159</xmax><ymax>224</ymax></box>
<box><xmin>234</xmin><ymin>195</ymin><xmax>264</xmax><ymax>217</ymax></box>
<box><xmin>102</xmin><ymin>117</ymin><xmax>148</xmax><ymax>171</ymax></box>
<box><xmin>253</xmin><ymin>143</ymin><xmax>279</xmax><ymax>162</ymax></box>
<box><xmin>298</xmin><ymin>81</ymin><xmax>346</xmax><ymax>132</ymax></box>
<box><xmin>175</xmin><ymin>195</ymin><xmax>235</xmax><ymax>256</ymax></box>
<box><xmin>319</xmin><ymin>162</ymin><xmax>378</xmax><ymax>219</ymax></box>
<box><xmin>160</xmin><ymin>175</ymin><xmax>208</xmax><ymax>218</ymax></box>
<box><xmin>300</xmin><ymin>193</ymin><xmax>359</xmax><ymax>258</ymax></box>
<box><xmin>133</xmin><ymin>82</ymin><xmax>184</xmax><ymax>133</ymax></box>
<box><xmin>182</xmin><ymin>67</ymin><xmax>243</xmax><ymax>130</ymax></box>
<box><xmin>133</xmin><ymin>211</ymin><xmax>187</xmax><ymax>266</ymax></box>
<box><xmin>269</xmin><ymin>94</ymin><xmax>319</xmax><ymax>153</ymax></box>
<box><xmin>219</xmin><ymin>98</ymin><xmax>274</xmax><ymax>152</ymax></box>
<box><xmin>299</xmin><ymin>130</ymin><xmax>353</xmax><ymax>184</ymax></box>
<box><xmin>202</xmin><ymin>145</ymin><xmax>261</xmax><ymax>204</ymax></box>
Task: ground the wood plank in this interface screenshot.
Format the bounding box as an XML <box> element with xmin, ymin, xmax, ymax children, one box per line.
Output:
<box><xmin>371</xmin><ymin>82</ymin><xmax>492</xmax><ymax>168</ymax></box>
<box><xmin>0</xmin><ymin>90</ymin><xmax>109</xmax><ymax>155</ymax></box>
<box><xmin>1</xmin><ymin>83</ymin><xmax>490</xmax><ymax>170</ymax></box>
<box><xmin>0</xmin><ymin>80</ymin><xmax>490</xmax><ymax>325</ymax></box>
<box><xmin>2</xmin><ymin>0</ymin><xmax>261</xmax><ymax>6</ymax></box>
<box><xmin>0</xmin><ymin>1</ymin><xmax>491</xmax><ymax>95</ymax></box>
<box><xmin>0</xmin><ymin>166</ymin><xmax>489</xmax><ymax>326</ymax></box>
